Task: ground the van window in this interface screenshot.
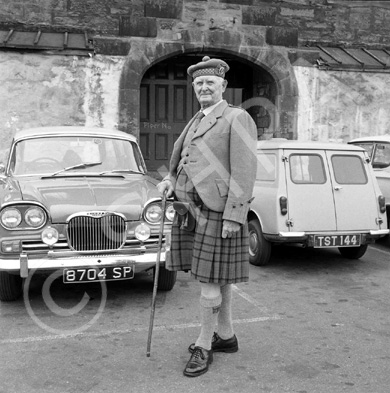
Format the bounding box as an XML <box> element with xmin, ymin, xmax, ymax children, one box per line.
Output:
<box><xmin>331</xmin><ymin>155</ymin><xmax>367</xmax><ymax>184</ymax></box>
<box><xmin>289</xmin><ymin>154</ymin><xmax>326</xmax><ymax>184</ymax></box>
<box><xmin>257</xmin><ymin>153</ymin><xmax>276</xmax><ymax>181</ymax></box>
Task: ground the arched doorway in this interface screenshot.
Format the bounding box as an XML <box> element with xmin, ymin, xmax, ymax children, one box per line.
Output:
<box><xmin>139</xmin><ymin>53</ymin><xmax>278</xmax><ymax>179</ymax></box>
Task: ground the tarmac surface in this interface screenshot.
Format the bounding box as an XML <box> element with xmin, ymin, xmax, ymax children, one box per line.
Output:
<box><xmin>1</xmin><ymin>241</ymin><xmax>389</xmax><ymax>393</ymax></box>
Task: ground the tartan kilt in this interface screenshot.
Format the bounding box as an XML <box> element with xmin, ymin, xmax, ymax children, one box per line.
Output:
<box><xmin>167</xmin><ymin>169</ymin><xmax>249</xmax><ymax>284</ymax></box>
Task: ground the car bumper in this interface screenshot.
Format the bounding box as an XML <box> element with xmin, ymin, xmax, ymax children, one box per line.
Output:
<box><xmin>265</xmin><ymin>229</ymin><xmax>389</xmax><ymax>245</ymax></box>
<box><xmin>0</xmin><ymin>249</ymin><xmax>169</xmax><ymax>277</ymax></box>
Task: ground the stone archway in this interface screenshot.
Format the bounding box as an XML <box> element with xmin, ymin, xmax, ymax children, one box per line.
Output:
<box><xmin>118</xmin><ymin>30</ymin><xmax>298</xmax><ymax>140</ymax></box>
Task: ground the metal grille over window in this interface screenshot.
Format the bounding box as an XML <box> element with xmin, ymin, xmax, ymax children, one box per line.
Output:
<box><xmin>67</xmin><ymin>214</ymin><xmax>126</xmax><ymax>251</ymax></box>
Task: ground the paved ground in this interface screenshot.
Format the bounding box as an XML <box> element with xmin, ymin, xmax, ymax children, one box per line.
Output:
<box><xmin>0</xmin><ymin>242</ymin><xmax>389</xmax><ymax>393</ymax></box>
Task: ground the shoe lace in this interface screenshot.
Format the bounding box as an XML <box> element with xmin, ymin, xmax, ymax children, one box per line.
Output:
<box><xmin>192</xmin><ymin>347</ymin><xmax>205</xmax><ymax>360</ymax></box>
<box><xmin>212</xmin><ymin>332</ymin><xmax>219</xmax><ymax>343</ymax></box>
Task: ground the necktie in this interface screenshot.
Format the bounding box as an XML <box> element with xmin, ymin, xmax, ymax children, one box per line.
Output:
<box><xmin>191</xmin><ymin>111</ymin><xmax>205</xmax><ymax>133</ymax></box>
<box><xmin>183</xmin><ymin>111</ymin><xmax>205</xmax><ymax>144</ymax></box>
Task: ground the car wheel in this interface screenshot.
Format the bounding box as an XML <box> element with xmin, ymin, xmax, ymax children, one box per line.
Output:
<box><xmin>248</xmin><ymin>218</ymin><xmax>272</xmax><ymax>266</ymax></box>
<box><xmin>338</xmin><ymin>245</ymin><xmax>368</xmax><ymax>259</ymax></box>
<box><xmin>155</xmin><ymin>266</ymin><xmax>177</xmax><ymax>291</ymax></box>
<box><xmin>0</xmin><ymin>271</ymin><xmax>23</xmax><ymax>301</ymax></box>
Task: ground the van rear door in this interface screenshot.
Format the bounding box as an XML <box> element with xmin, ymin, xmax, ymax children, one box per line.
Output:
<box><xmin>284</xmin><ymin>150</ymin><xmax>336</xmax><ymax>232</ymax></box>
<box><xmin>326</xmin><ymin>151</ymin><xmax>379</xmax><ymax>231</ymax></box>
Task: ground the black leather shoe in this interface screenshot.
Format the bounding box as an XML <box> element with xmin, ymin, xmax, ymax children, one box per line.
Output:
<box><xmin>188</xmin><ymin>332</ymin><xmax>238</xmax><ymax>354</ymax></box>
<box><xmin>183</xmin><ymin>346</ymin><xmax>213</xmax><ymax>377</ymax></box>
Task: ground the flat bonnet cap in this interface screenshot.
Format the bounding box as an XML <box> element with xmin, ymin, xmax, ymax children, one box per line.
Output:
<box><xmin>187</xmin><ymin>56</ymin><xmax>230</xmax><ymax>79</ymax></box>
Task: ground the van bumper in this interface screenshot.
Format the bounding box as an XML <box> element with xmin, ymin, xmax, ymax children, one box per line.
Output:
<box><xmin>265</xmin><ymin>229</ymin><xmax>389</xmax><ymax>246</ymax></box>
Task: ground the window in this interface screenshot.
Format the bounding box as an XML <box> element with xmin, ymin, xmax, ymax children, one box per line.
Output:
<box><xmin>331</xmin><ymin>155</ymin><xmax>367</xmax><ymax>184</ymax></box>
<box><xmin>289</xmin><ymin>154</ymin><xmax>326</xmax><ymax>184</ymax></box>
<box><xmin>353</xmin><ymin>142</ymin><xmax>374</xmax><ymax>158</ymax></box>
<box><xmin>372</xmin><ymin>143</ymin><xmax>390</xmax><ymax>169</ymax></box>
<box><xmin>11</xmin><ymin>136</ymin><xmax>145</xmax><ymax>176</ymax></box>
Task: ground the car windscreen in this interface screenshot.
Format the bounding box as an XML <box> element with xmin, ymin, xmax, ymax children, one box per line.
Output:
<box><xmin>331</xmin><ymin>155</ymin><xmax>367</xmax><ymax>184</ymax></box>
<box><xmin>10</xmin><ymin>136</ymin><xmax>146</xmax><ymax>176</ymax></box>
<box><xmin>372</xmin><ymin>143</ymin><xmax>390</xmax><ymax>170</ymax></box>
<box><xmin>350</xmin><ymin>142</ymin><xmax>374</xmax><ymax>158</ymax></box>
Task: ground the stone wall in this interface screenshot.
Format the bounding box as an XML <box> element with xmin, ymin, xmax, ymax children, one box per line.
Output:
<box><xmin>295</xmin><ymin>66</ymin><xmax>390</xmax><ymax>142</ymax></box>
<box><xmin>0</xmin><ymin>52</ymin><xmax>125</xmax><ymax>160</ymax></box>
<box><xmin>1</xmin><ymin>0</ymin><xmax>390</xmax><ymax>156</ymax></box>
<box><xmin>0</xmin><ymin>0</ymin><xmax>390</xmax><ymax>48</ymax></box>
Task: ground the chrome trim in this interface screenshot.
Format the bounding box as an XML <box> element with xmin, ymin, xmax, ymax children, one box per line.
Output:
<box><xmin>278</xmin><ymin>232</ymin><xmax>306</xmax><ymax>237</ymax></box>
<box><xmin>66</xmin><ymin>211</ymin><xmax>127</xmax><ymax>223</ymax></box>
<box><xmin>369</xmin><ymin>229</ymin><xmax>389</xmax><ymax>236</ymax></box>
<box><xmin>0</xmin><ymin>251</ymin><xmax>167</xmax><ymax>272</ymax></box>
<box><xmin>66</xmin><ymin>213</ymin><xmax>127</xmax><ymax>251</ymax></box>
<box><xmin>0</xmin><ymin>202</ymin><xmax>49</xmax><ymax>231</ymax></box>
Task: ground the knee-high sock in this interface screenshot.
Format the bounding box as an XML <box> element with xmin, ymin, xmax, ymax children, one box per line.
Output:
<box><xmin>217</xmin><ymin>284</ymin><xmax>234</xmax><ymax>339</ymax></box>
<box><xmin>195</xmin><ymin>294</ymin><xmax>222</xmax><ymax>350</ymax></box>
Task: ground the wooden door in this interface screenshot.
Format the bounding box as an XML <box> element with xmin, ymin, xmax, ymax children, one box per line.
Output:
<box><xmin>140</xmin><ymin>61</ymin><xmax>199</xmax><ymax>179</ymax></box>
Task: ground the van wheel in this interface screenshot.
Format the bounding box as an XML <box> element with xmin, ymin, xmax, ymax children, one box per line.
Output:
<box><xmin>154</xmin><ymin>266</ymin><xmax>177</xmax><ymax>291</ymax></box>
<box><xmin>248</xmin><ymin>219</ymin><xmax>271</xmax><ymax>266</ymax></box>
<box><xmin>338</xmin><ymin>245</ymin><xmax>368</xmax><ymax>259</ymax></box>
<box><xmin>0</xmin><ymin>271</ymin><xmax>23</xmax><ymax>301</ymax></box>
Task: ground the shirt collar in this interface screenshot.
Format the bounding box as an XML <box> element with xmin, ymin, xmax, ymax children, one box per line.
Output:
<box><xmin>201</xmin><ymin>100</ymin><xmax>224</xmax><ymax>117</ymax></box>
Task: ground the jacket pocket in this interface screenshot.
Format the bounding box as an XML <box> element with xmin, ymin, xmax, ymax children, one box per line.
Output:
<box><xmin>215</xmin><ymin>178</ymin><xmax>229</xmax><ymax>197</ymax></box>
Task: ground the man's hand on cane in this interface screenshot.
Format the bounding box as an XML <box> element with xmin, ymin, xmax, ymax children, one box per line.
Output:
<box><xmin>157</xmin><ymin>179</ymin><xmax>174</xmax><ymax>198</ymax></box>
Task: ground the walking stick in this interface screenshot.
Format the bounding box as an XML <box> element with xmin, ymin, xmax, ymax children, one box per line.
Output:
<box><xmin>146</xmin><ymin>191</ymin><xmax>167</xmax><ymax>357</ymax></box>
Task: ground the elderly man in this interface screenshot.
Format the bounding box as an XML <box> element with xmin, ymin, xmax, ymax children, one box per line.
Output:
<box><xmin>157</xmin><ymin>56</ymin><xmax>257</xmax><ymax>377</ymax></box>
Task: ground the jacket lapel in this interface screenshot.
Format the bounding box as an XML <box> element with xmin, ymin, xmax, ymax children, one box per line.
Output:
<box><xmin>192</xmin><ymin>100</ymin><xmax>229</xmax><ymax>139</ymax></box>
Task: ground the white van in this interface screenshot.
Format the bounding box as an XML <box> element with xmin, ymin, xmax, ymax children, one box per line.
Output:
<box><xmin>248</xmin><ymin>139</ymin><xmax>389</xmax><ymax>266</ymax></box>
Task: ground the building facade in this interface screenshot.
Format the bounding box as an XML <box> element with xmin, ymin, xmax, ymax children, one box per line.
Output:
<box><xmin>1</xmin><ymin>0</ymin><xmax>390</xmax><ymax>177</ymax></box>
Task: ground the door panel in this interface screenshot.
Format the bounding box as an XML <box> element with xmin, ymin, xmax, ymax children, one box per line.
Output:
<box><xmin>284</xmin><ymin>150</ymin><xmax>337</xmax><ymax>231</ymax></box>
<box><xmin>140</xmin><ymin>63</ymin><xmax>196</xmax><ymax>179</ymax></box>
<box><xmin>326</xmin><ymin>152</ymin><xmax>379</xmax><ymax>230</ymax></box>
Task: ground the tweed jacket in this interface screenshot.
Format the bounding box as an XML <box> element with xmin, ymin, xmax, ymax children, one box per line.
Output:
<box><xmin>167</xmin><ymin>100</ymin><xmax>257</xmax><ymax>225</ymax></box>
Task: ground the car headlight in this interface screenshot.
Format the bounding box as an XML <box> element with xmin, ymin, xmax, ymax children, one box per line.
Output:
<box><xmin>0</xmin><ymin>208</ymin><xmax>22</xmax><ymax>229</ymax></box>
<box><xmin>25</xmin><ymin>207</ymin><xmax>46</xmax><ymax>228</ymax></box>
<box><xmin>165</xmin><ymin>204</ymin><xmax>175</xmax><ymax>222</ymax></box>
<box><xmin>144</xmin><ymin>203</ymin><xmax>163</xmax><ymax>224</ymax></box>
<box><xmin>135</xmin><ymin>223</ymin><xmax>151</xmax><ymax>241</ymax></box>
<box><xmin>41</xmin><ymin>227</ymin><xmax>59</xmax><ymax>246</ymax></box>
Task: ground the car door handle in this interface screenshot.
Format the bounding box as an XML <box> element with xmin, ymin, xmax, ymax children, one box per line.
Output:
<box><xmin>334</xmin><ymin>186</ymin><xmax>343</xmax><ymax>191</ymax></box>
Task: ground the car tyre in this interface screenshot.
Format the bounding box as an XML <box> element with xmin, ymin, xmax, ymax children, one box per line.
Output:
<box><xmin>248</xmin><ymin>218</ymin><xmax>272</xmax><ymax>266</ymax></box>
<box><xmin>338</xmin><ymin>244</ymin><xmax>368</xmax><ymax>259</ymax></box>
<box><xmin>0</xmin><ymin>271</ymin><xmax>23</xmax><ymax>301</ymax></box>
<box><xmin>155</xmin><ymin>266</ymin><xmax>177</xmax><ymax>291</ymax></box>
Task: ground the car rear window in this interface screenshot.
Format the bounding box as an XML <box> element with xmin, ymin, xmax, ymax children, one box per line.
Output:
<box><xmin>331</xmin><ymin>155</ymin><xmax>367</xmax><ymax>184</ymax></box>
<box><xmin>289</xmin><ymin>154</ymin><xmax>326</xmax><ymax>184</ymax></box>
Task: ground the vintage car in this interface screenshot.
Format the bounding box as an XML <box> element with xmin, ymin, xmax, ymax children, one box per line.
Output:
<box><xmin>248</xmin><ymin>139</ymin><xmax>389</xmax><ymax>266</ymax></box>
<box><xmin>348</xmin><ymin>135</ymin><xmax>390</xmax><ymax>232</ymax></box>
<box><xmin>0</xmin><ymin>126</ymin><xmax>176</xmax><ymax>301</ymax></box>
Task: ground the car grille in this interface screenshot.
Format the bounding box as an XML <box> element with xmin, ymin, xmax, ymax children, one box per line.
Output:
<box><xmin>67</xmin><ymin>214</ymin><xmax>126</xmax><ymax>251</ymax></box>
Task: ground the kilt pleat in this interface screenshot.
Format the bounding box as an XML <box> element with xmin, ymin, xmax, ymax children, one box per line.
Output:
<box><xmin>167</xmin><ymin>169</ymin><xmax>249</xmax><ymax>284</ymax></box>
